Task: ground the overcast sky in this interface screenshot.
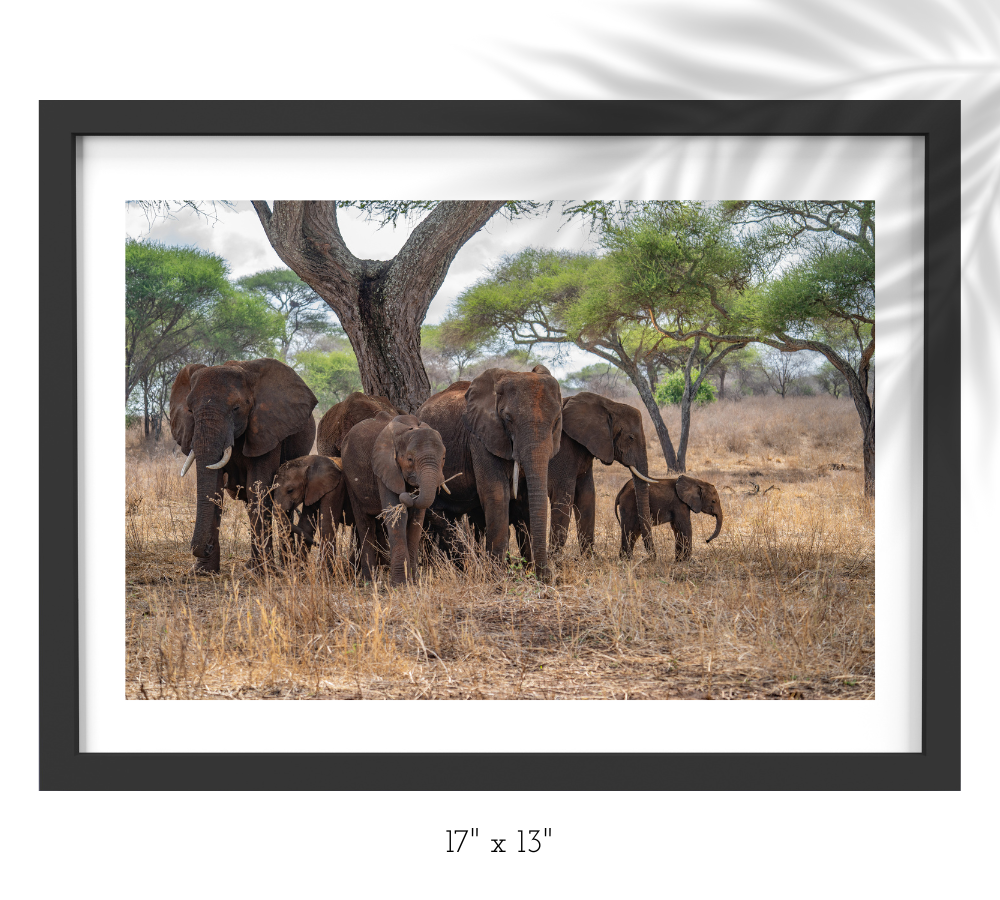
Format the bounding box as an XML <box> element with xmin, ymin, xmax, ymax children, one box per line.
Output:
<box><xmin>126</xmin><ymin>201</ymin><xmax>602</xmax><ymax>373</ymax></box>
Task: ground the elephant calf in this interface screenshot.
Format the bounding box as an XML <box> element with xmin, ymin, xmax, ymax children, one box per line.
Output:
<box><xmin>615</xmin><ymin>475</ymin><xmax>724</xmax><ymax>561</ymax></box>
<box><xmin>272</xmin><ymin>455</ymin><xmax>352</xmax><ymax>567</ymax></box>
<box><xmin>341</xmin><ymin>412</ymin><xmax>448</xmax><ymax>586</ymax></box>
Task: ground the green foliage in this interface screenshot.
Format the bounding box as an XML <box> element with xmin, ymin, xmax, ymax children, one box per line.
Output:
<box><xmin>601</xmin><ymin>202</ymin><xmax>750</xmax><ymax>327</ymax></box>
<box><xmin>654</xmin><ymin>371</ymin><xmax>717</xmax><ymax>406</ymax></box>
<box><xmin>755</xmin><ymin>243</ymin><xmax>873</xmax><ymax>337</ymax></box>
<box><xmin>295</xmin><ymin>348</ymin><xmax>363</xmax><ymax>411</ymax></box>
<box><xmin>338</xmin><ymin>200</ymin><xmax>549</xmax><ymax>229</ymax></box>
<box><xmin>452</xmin><ymin>247</ymin><xmax>606</xmax><ymax>348</ymax></box>
<box><xmin>125</xmin><ymin>237</ymin><xmax>233</xmax><ymax>401</ymax></box>
<box><xmin>236</xmin><ymin>267</ymin><xmax>335</xmax><ymax>360</ymax></box>
<box><xmin>195</xmin><ymin>289</ymin><xmax>285</xmax><ymax>364</ymax></box>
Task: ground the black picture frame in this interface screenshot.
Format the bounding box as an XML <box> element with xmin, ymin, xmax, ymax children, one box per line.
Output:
<box><xmin>40</xmin><ymin>100</ymin><xmax>960</xmax><ymax>790</ymax></box>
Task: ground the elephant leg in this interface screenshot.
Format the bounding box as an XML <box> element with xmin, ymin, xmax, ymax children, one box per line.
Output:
<box><xmin>619</xmin><ymin>514</ymin><xmax>638</xmax><ymax>560</ymax></box>
<box><xmin>480</xmin><ymin>487</ymin><xmax>511</xmax><ymax>563</ymax></box>
<box><xmin>354</xmin><ymin>514</ymin><xmax>381</xmax><ymax>582</ymax></box>
<box><xmin>297</xmin><ymin>504</ymin><xmax>319</xmax><ymax>561</ymax></box>
<box><xmin>406</xmin><ymin>509</ymin><xmax>426</xmax><ymax>582</ymax></box>
<box><xmin>571</xmin><ymin>469</ymin><xmax>596</xmax><ymax>557</ymax></box>
<box><xmin>672</xmin><ymin>512</ymin><xmax>693</xmax><ymax>561</ymax></box>
<box><xmin>318</xmin><ymin>497</ymin><xmax>338</xmax><ymax>572</ymax></box>
<box><xmin>548</xmin><ymin>486</ymin><xmax>574</xmax><ymax>558</ymax></box>
<box><xmin>514</xmin><ymin>520</ymin><xmax>531</xmax><ymax>563</ymax></box>
<box><xmin>384</xmin><ymin>514</ymin><xmax>410</xmax><ymax>586</ymax></box>
<box><xmin>244</xmin><ymin>466</ymin><xmax>276</xmax><ymax>571</ymax></box>
<box><xmin>467</xmin><ymin>507</ymin><xmax>486</xmax><ymax>547</ymax></box>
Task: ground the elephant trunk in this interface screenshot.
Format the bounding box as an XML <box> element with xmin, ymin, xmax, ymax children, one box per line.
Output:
<box><xmin>191</xmin><ymin>464</ymin><xmax>224</xmax><ymax>558</ymax></box>
<box><xmin>707</xmin><ymin>509</ymin><xmax>723</xmax><ymax>544</ymax></box>
<box><xmin>522</xmin><ymin>445</ymin><xmax>551</xmax><ymax>582</ymax></box>
<box><xmin>400</xmin><ymin>460</ymin><xmax>442</xmax><ymax>511</ymax></box>
<box><xmin>633</xmin><ymin>477</ymin><xmax>655</xmax><ymax>557</ymax></box>
<box><xmin>190</xmin><ymin>414</ymin><xmax>233</xmax><ymax>560</ymax></box>
<box><xmin>624</xmin><ymin>445</ymin><xmax>655</xmax><ymax>557</ymax></box>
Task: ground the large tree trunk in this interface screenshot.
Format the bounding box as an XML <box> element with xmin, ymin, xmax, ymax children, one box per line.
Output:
<box><xmin>252</xmin><ymin>201</ymin><xmax>505</xmax><ymax>413</ymax></box>
<box><xmin>614</xmin><ymin>355</ymin><xmax>678</xmax><ymax>471</ymax></box>
<box><xmin>677</xmin><ymin>393</ymin><xmax>692</xmax><ymax>473</ymax></box>
<box><xmin>767</xmin><ymin>334</ymin><xmax>874</xmax><ymax>498</ymax></box>
<box><xmin>633</xmin><ymin>478</ymin><xmax>654</xmax><ymax>557</ymax></box>
<box><xmin>861</xmin><ymin>404</ymin><xmax>875</xmax><ymax>498</ymax></box>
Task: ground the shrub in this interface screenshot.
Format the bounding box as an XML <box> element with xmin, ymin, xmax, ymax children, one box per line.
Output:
<box><xmin>655</xmin><ymin>371</ymin><xmax>717</xmax><ymax>406</ymax></box>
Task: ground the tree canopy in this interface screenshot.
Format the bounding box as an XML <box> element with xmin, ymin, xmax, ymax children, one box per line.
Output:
<box><xmin>448</xmin><ymin>203</ymin><xmax>754</xmax><ymax>472</ymax></box>
<box><xmin>236</xmin><ymin>267</ymin><xmax>336</xmax><ymax>362</ymax></box>
<box><xmin>125</xmin><ymin>238</ymin><xmax>284</xmax><ymax>437</ymax></box>
<box><xmin>125</xmin><ymin>238</ymin><xmax>232</xmax><ymax>402</ymax></box>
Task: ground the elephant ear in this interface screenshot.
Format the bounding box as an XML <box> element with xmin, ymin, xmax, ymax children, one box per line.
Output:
<box><xmin>168</xmin><ymin>363</ymin><xmax>206</xmax><ymax>453</ymax></box>
<box><xmin>462</xmin><ymin>369</ymin><xmax>513</xmax><ymax>460</ymax></box>
<box><xmin>305</xmin><ymin>458</ymin><xmax>342</xmax><ymax>507</ymax></box>
<box><xmin>561</xmin><ymin>393</ymin><xmax>614</xmax><ymax>464</ymax></box>
<box><xmin>373</xmin><ymin>416</ymin><xmax>417</xmax><ymax>495</ymax></box>
<box><xmin>237</xmin><ymin>359</ymin><xmax>318</xmax><ymax>458</ymax></box>
<box><xmin>675</xmin><ymin>475</ymin><xmax>703</xmax><ymax>513</ymax></box>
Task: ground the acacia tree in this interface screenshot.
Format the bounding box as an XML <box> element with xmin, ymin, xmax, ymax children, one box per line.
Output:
<box><xmin>449</xmin><ymin>248</ymin><xmax>694</xmax><ymax>468</ymax></box>
<box><xmin>725</xmin><ymin>201</ymin><xmax>876</xmax><ymax>495</ymax></box>
<box><xmin>236</xmin><ymin>267</ymin><xmax>335</xmax><ymax>362</ymax></box>
<box><xmin>125</xmin><ymin>241</ymin><xmax>283</xmax><ymax>437</ymax></box>
<box><xmin>598</xmin><ymin>203</ymin><xmax>753</xmax><ymax>470</ymax></box>
<box><xmin>125</xmin><ymin>239</ymin><xmax>232</xmax><ymax>403</ymax></box>
<box><xmin>249</xmin><ymin>201</ymin><xmax>541</xmax><ymax>412</ymax></box>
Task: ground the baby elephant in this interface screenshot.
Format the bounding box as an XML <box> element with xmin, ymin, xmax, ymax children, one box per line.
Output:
<box><xmin>341</xmin><ymin>412</ymin><xmax>448</xmax><ymax>585</ymax></box>
<box><xmin>272</xmin><ymin>455</ymin><xmax>352</xmax><ymax>566</ymax></box>
<box><xmin>616</xmin><ymin>475</ymin><xmax>724</xmax><ymax>561</ymax></box>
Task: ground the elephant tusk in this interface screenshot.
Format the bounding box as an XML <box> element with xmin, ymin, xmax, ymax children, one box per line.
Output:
<box><xmin>438</xmin><ymin>472</ymin><xmax>461</xmax><ymax>495</ymax></box>
<box><xmin>180</xmin><ymin>450</ymin><xmax>195</xmax><ymax>477</ymax></box>
<box><xmin>512</xmin><ymin>460</ymin><xmax>519</xmax><ymax>499</ymax></box>
<box><xmin>629</xmin><ymin>465</ymin><xmax>659</xmax><ymax>484</ymax></box>
<box><xmin>206</xmin><ymin>446</ymin><xmax>232</xmax><ymax>470</ymax></box>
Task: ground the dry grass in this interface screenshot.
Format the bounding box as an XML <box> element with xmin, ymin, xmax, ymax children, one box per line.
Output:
<box><xmin>126</xmin><ymin>395</ymin><xmax>874</xmax><ymax>700</ymax></box>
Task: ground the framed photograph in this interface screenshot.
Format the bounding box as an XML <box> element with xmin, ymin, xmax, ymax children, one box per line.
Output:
<box><xmin>40</xmin><ymin>100</ymin><xmax>959</xmax><ymax>789</ymax></box>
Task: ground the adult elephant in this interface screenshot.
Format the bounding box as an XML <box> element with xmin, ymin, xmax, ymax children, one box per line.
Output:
<box><xmin>317</xmin><ymin>391</ymin><xmax>397</xmax><ymax>457</ymax></box>
<box><xmin>341</xmin><ymin>412</ymin><xmax>448</xmax><ymax>585</ymax></box>
<box><xmin>511</xmin><ymin>391</ymin><xmax>658</xmax><ymax>559</ymax></box>
<box><xmin>170</xmin><ymin>358</ymin><xmax>317</xmax><ymax>573</ymax></box>
<box><xmin>417</xmin><ymin>366</ymin><xmax>563</xmax><ymax>582</ymax></box>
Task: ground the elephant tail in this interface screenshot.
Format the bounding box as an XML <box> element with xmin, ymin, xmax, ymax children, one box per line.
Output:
<box><xmin>614</xmin><ymin>482</ymin><xmax>627</xmax><ymax>524</ymax></box>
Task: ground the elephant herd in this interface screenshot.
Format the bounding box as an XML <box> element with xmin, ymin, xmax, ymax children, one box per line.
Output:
<box><xmin>168</xmin><ymin>358</ymin><xmax>724</xmax><ymax>585</ymax></box>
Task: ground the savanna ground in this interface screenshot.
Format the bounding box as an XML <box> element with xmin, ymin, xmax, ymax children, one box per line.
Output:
<box><xmin>126</xmin><ymin>395</ymin><xmax>874</xmax><ymax>700</ymax></box>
